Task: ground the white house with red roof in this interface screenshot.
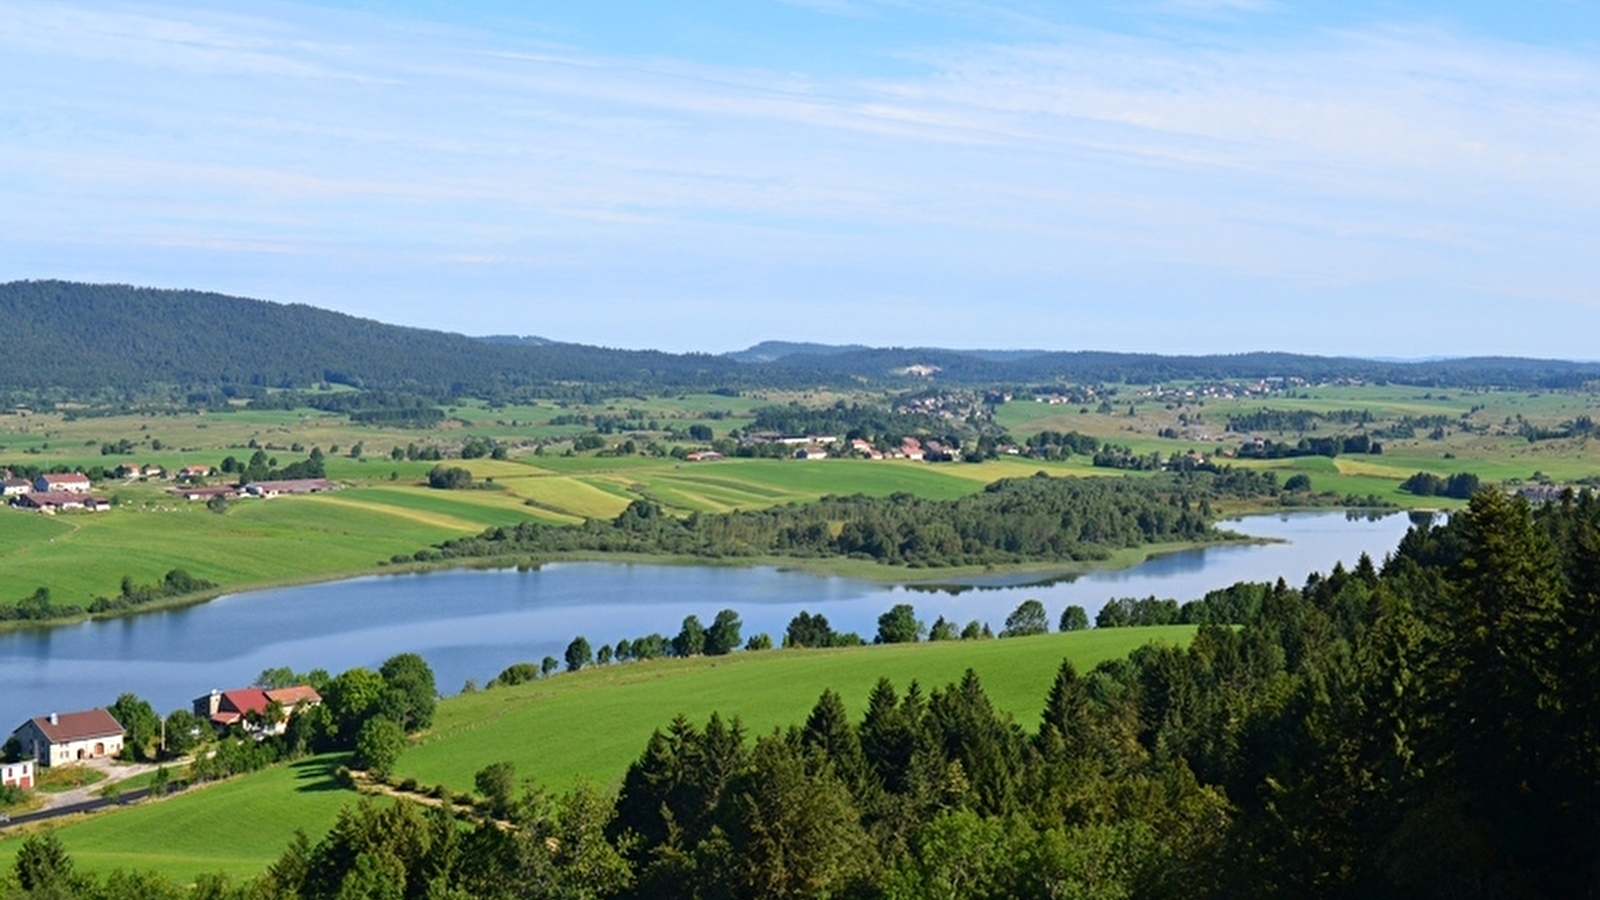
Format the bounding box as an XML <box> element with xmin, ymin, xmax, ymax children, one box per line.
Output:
<box><xmin>194</xmin><ymin>684</ymin><xmax>322</xmax><ymax>734</ymax></box>
<box><xmin>33</xmin><ymin>472</ymin><xmax>91</xmax><ymax>494</ymax></box>
<box><xmin>10</xmin><ymin>709</ymin><xmax>125</xmax><ymax>767</ymax></box>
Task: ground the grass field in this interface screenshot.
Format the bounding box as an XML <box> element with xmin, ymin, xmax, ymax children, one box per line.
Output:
<box><xmin>0</xmin><ymin>755</ymin><xmax>352</xmax><ymax>883</ymax></box>
<box><xmin>398</xmin><ymin>626</ymin><xmax>1195</xmax><ymax>794</ymax></box>
<box><xmin>0</xmin><ymin>626</ymin><xmax>1189</xmax><ymax>883</ymax></box>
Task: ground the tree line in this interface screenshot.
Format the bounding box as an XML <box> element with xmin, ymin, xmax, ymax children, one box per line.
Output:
<box><xmin>423</xmin><ymin>473</ymin><xmax>1223</xmax><ymax>570</ymax></box>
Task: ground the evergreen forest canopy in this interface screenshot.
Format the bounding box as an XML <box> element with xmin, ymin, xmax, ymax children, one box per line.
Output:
<box><xmin>6</xmin><ymin>281</ymin><xmax>1600</xmax><ymax>404</ymax></box>
<box><xmin>422</xmin><ymin>471</ymin><xmax>1264</xmax><ymax>569</ymax></box>
<box><xmin>13</xmin><ymin>488</ymin><xmax>1600</xmax><ymax>899</ymax></box>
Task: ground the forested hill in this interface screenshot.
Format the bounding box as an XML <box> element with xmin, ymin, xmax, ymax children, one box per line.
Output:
<box><xmin>0</xmin><ymin>281</ymin><xmax>757</xmax><ymax>397</ymax></box>
<box><xmin>735</xmin><ymin>344</ymin><xmax>1600</xmax><ymax>389</ymax></box>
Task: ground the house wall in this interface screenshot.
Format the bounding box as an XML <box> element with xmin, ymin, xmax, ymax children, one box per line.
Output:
<box><xmin>33</xmin><ymin>477</ymin><xmax>90</xmax><ymax>494</ymax></box>
<box><xmin>1</xmin><ymin>761</ymin><xmax>33</xmax><ymax>789</ymax></box>
<box><xmin>12</xmin><ymin>721</ymin><xmax>124</xmax><ymax>767</ymax></box>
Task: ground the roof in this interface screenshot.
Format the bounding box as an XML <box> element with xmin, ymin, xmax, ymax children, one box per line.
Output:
<box><xmin>22</xmin><ymin>709</ymin><xmax>124</xmax><ymax>744</ymax></box>
<box><xmin>219</xmin><ymin>688</ymin><xmax>271</xmax><ymax>718</ymax></box>
<box><xmin>246</xmin><ymin>479</ymin><xmax>337</xmax><ymax>493</ymax></box>
<box><xmin>17</xmin><ymin>492</ymin><xmax>91</xmax><ymax>507</ymax></box>
<box><xmin>39</xmin><ymin>472</ymin><xmax>89</xmax><ymax>483</ymax></box>
<box><xmin>265</xmin><ymin>685</ymin><xmax>322</xmax><ymax>706</ymax></box>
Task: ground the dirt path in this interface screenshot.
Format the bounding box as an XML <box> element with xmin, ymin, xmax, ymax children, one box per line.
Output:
<box><xmin>37</xmin><ymin>758</ymin><xmax>164</xmax><ymax>811</ymax></box>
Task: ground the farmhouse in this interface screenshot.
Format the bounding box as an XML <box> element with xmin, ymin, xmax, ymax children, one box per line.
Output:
<box><xmin>13</xmin><ymin>491</ymin><xmax>110</xmax><ymax>513</ymax></box>
<box><xmin>1520</xmin><ymin>484</ymin><xmax>1569</xmax><ymax>504</ymax></box>
<box><xmin>1</xmin><ymin>760</ymin><xmax>33</xmax><ymax>789</ymax></box>
<box><xmin>1</xmin><ymin>478</ymin><xmax>31</xmax><ymax>496</ymax></box>
<box><xmin>243</xmin><ymin>479</ymin><xmax>338</xmax><ymax>498</ymax></box>
<box><xmin>177</xmin><ymin>465</ymin><xmax>213</xmax><ymax>480</ymax></box>
<box><xmin>10</xmin><ymin>709</ymin><xmax>125</xmax><ymax>767</ymax></box>
<box><xmin>195</xmin><ymin>685</ymin><xmax>322</xmax><ymax>734</ymax></box>
<box><xmin>33</xmin><ymin>472</ymin><xmax>91</xmax><ymax>493</ymax></box>
<box><xmin>118</xmin><ymin>462</ymin><xmax>163</xmax><ymax>479</ymax></box>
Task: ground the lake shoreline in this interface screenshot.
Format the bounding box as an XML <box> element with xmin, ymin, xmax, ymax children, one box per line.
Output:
<box><xmin>0</xmin><ymin>533</ymin><xmax>1274</xmax><ymax>634</ymax></box>
<box><xmin>0</xmin><ymin>503</ymin><xmax>1409</xmax><ymax>635</ymax></box>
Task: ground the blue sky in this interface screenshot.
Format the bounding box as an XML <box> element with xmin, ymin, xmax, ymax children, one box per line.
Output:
<box><xmin>1</xmin><ymin>1</ymin><xmax>1597</xmax><ymax>356</ymax></box>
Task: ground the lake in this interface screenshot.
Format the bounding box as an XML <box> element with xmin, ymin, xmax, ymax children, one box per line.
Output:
<box><xmin>0</xmin><ymin>510</ymin><xmax>1419</xmax><ymax>730</ymax></box>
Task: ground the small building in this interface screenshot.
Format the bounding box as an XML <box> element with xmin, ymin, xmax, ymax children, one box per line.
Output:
<box><xmin>177</xmin><ymin>465</ymin><xmax>213</xmax><ymax>480</ymax></box>
<box><xmin>167</xmin><ymin>486</ymin><xmax>239</xmax><ymax>502</ymax></box>
<box><xmin>243</xmin><ymin>479</ymin><xmax>338</xmax><ymax>498</ymax></box>
<box><xmin>1</xmin><ymin>478</ymin><xmax>31</xmax><ymax>497</ymax></box>
<box><xmin>10</xmin><ymin>709</ymin><xmax>125</xmax><ymax>767</ymax></box>
<box><xmin>1</xmin><ymin>760</ymin><xmax>33</xmax><ymax>789</ymax></box>
<box><xmin>118</xmin><ymin>463</ymin><xmax>163</xmax><ymax>479</ymax></box>
<box><xmin>33</xmin><ymin>473</ymin><xmax>91</xmax><ymax>494</ymax></box>
<box><xmin>684</xmin><ymin>451</ymin><xmax>722</xmax><ymax>462</ymax></box>
<box><xmin>849</xmin><ymin>438</ymin><xmax>883</xmax><ymax>460</ymax></box>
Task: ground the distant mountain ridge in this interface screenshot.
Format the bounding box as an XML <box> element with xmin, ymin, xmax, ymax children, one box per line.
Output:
<box><xmin>3</xmin><ymin>281</ymin><xmax>1599</xmax><ymax>398</ymax></box>
<box><xmin>726</xmin><ymin>341</ymin><xmax>1050</xmax><ymax>364</ymax></box>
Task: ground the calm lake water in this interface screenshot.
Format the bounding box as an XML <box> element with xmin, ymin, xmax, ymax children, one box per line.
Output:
<box><xmin>0</xmin><ymin>510</ymin><xmax>1419</xmax><ymax>729</ymax></box>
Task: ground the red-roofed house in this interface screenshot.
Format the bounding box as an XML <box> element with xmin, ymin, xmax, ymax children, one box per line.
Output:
<box><xmin>194</xmin><ymin>685</ymin><xmax>322</xmax><ymax>734</ymax></box>
<box><xmin>34</xmin><ymin>472</ymin><xmax>91</xmax><ymax>494</ymax></box>
<box><xmin>10</xmin><ymin>709</ymin><xmax>125</xmax><ymax>767</ymax></box>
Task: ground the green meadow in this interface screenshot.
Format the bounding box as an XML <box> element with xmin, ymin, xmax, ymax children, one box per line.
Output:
<box><xmin>0</xmin><ymin>755</ymin><xmax>351</xmax><ymax>883</ymax></box>
<box><xmin>398</xmin><ymin>626</ymin><xmax>1195</xmax><ymax>793</ymax></box>
<box><xmin>0</xmin><ymin>626</ymin><xmax>1188</xmax><ymax>883</ymax></box>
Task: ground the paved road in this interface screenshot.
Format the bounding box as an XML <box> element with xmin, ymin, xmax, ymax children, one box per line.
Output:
<box><xmin>0</xmin><ymin>758</ymin><xmax>182</xmax><ymax>830</ymax></box>
<box><xmin>0</xmin><ymin>786</ymin><xmax>191</xmax><ymax>830</ymax></box>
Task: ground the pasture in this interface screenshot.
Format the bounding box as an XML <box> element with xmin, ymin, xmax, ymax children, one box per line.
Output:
<box><xmin>398</xmin><ymin>625</ymin><xmax>1195</xmax><ymax>794</ymax></box>
<box><xmin>0</xmin><ymin>626</ymin><xmax>1189</xmax><ymax>883</ymax></box>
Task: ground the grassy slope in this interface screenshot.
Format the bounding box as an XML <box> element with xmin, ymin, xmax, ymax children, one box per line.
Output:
<box><xmin>0</xmin><ymin>627</ymin><xmax>1189</xmax><ymax>883</ymax></box>
<box><xmin>399</xmin><ymin>626</ymin><xmax>1195</xmax><ymax>794</ymax></box>
<box><xmin>0</xmin><ymin>755</ymin><xmax>351</xmax><ymax>883</ymax></box>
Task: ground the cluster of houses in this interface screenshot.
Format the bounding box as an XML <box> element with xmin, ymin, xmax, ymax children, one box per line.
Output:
<box><xmin>1</xmin><ymin>466</ymin><xmax>339</xmax><ymax>514</ymax></box>
<box><xmin>3</xmin><ymin>683</ymin><xmax>322</xmax><ymax>786</ymax></box>
<box><xmin>1</xmin><ymin>471</ymin><xmax>111</xmax><ymax>514</ymax></box>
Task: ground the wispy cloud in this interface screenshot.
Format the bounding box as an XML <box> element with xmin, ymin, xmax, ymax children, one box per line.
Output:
<box><xmin>1</xmin><ymin>0</ymin><xmax>1597</xmax><ymax>354</ymax></box>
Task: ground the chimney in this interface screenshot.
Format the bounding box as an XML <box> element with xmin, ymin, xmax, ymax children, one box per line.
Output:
<box><xmin>49</xmin><ymin>712</ymin><xmax>58</xmax><ymax>726</ymax></box>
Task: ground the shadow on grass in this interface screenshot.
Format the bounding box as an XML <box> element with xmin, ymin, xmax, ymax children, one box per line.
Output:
<box><xmin>290</xmin><ymin>754</ymin><xmax>352</xmax><ymax>794</ymax></box>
